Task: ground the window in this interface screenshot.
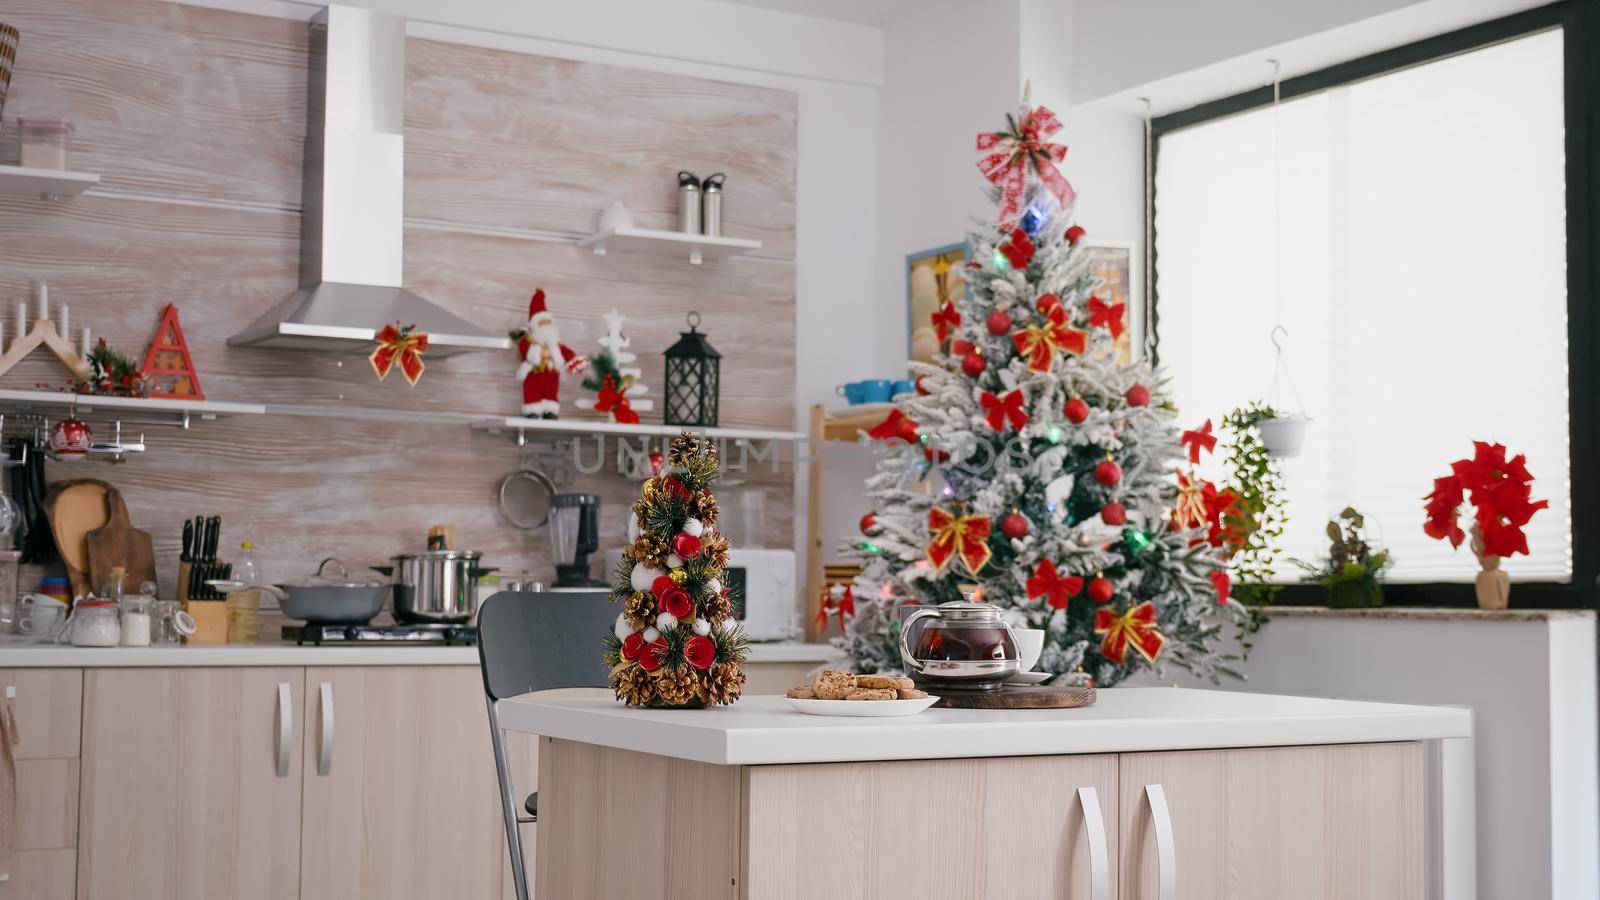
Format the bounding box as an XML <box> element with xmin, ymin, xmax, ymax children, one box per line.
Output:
<box><xmin>1154</xmin><ymin>21</ymin><xmax>1583</xmax><ymax>589</ymax></box>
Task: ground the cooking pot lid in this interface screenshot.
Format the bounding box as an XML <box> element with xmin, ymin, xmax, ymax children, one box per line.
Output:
<box><xmin>282</xmin><ymin>557</ymin><xmax>386</xmax><ymax>589</ymax></box>
<box><xmin>934</xmin><ymin>599</ymin><xmax>1006</xmax><ymax>621</ymax></box>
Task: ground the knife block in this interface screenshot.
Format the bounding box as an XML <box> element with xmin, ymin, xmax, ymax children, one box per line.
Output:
<box><xmin>184</xmin><ymin>600</ymin><xmax>227</xmax><ymax>645</ymax></box>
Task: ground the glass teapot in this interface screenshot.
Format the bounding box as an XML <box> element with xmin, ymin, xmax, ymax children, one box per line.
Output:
<box><xmin>897</xmin><ymin>600</ymin><xmax>1020</xmax><ymax>691</ymax></box>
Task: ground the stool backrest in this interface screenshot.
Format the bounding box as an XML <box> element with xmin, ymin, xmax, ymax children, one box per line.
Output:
<box><xmin>477</xmin><ymin>590</ymin><xmax>615</xmax><ymax>701</ymax></box>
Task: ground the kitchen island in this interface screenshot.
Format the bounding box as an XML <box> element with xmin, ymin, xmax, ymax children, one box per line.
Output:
<box><xmin>498</xmin><ymin>688</ymin><xmax>1473</xmax><ymax>900</ymax></box>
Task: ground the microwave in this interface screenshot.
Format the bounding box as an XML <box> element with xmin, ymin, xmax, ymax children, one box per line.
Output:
<box><xmin>603</xmin><ymin>547</ymin><xmax>798</xmax><ymax>641</ymax></box>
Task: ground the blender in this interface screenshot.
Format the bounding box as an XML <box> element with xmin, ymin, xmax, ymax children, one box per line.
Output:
<box><xmin>549</xmin><ymin>493</ymin><xmax>605</xmax><ymax>587</ymax></box>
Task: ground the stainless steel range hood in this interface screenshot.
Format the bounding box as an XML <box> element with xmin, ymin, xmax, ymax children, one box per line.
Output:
<box><xmin>229</xmin><ymin>5</ymin><xmax>507</xmax><ymax>356</ymax></box>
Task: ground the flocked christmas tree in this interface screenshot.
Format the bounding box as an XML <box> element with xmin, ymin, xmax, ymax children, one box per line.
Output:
<box><xmin>605</xmin><ymin>433</ymin><xmax>750</xmax><ymax>708</ymax></box>
<box><xmin>841</xmin><ymin>102</ymin><xmax>1251</xmax><ymax>687</ymax></box>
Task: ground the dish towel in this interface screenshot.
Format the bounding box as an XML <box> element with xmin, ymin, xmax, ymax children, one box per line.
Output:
<box><xmin>0</xmin><ymin>697</ymin><xmax>16</xmax><ymax>882</ymax></box>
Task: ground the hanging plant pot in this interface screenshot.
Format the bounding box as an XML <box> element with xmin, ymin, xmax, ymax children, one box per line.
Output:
<box><xmin>1256</xmin><ymin>415</ymin><xmax>1309</xmax><ymax>458</ymax></box>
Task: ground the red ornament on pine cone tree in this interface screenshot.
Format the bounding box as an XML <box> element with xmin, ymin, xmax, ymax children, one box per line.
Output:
<box><xmin>672</xmin><ymin>532</ymin><xmax>703</xmax><ymax>559</ymax></box>
<box><xmin>961</xmin><ymin>353</ymin><xmax>986</xmax><ymax>377</ymax></box>
<box><xmin>1126</xmin><ymin>384</ymin><xmax>1151</xmax><ymax>407</ymax></box>
<box><xmin>1065</xmin><ymin>397</ymin><xmax>1090</xmax><ymax>424</ymax></box>
<box><xmin>637</xmin><ymin>637</ymin><xmax>668</xmax><ymax>671</ymax></box>
<box><xmin>1095</xmin><ymin>459</ymin><xmax>1123</xmax><ymax>486</ymax></box>
<box><xmin>1101</xmin><ymin>502</ymin><xmax>1127</xmax><ymax>526</ymax></box>
<box><xmin>620</xmin><ymin>632</ymin><xmax>646</xmax><ymax>661</ymax></box>
<box><xmin>987</xmin><ymin>310</ymin><xmax>1013</xmax><ymax>335</ymax></box>
<box><xmin>860</xmin><ymin>512</ymin><xmax>878</xmax><ymax>534</ymax></box>
<box><xmin>1001</xmin><ymin>512</ymin><xmax>1030</xmax><ymax>540</ymax></box>
<box><xmin>1087</xmin><ymin>576</ymin><xmax>1114</xmax><ymax>604</ymax></box>
<box><xmin>1065</xmin><ymin>224</ymin><xmax>1086</xmax><ymax>245</ymax></box>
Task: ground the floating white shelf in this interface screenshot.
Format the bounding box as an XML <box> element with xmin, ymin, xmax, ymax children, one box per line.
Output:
<box><xmin>0</xmin><ymin>388</ymin><xmax>264</xmax><ymax>421</ymax></box>
<box><xmin>472</xmin><ymin>415</ymin><xmax>803</xmax><ymax>444</ymax></box>
<box><xmin>576</xmin><ymin>226</ymin><xmax>762</xmax><ymax>265</ymax></box>
<box><xmin>0</xmin><ymin>165</ymin><xmax>101</xmax><ymax>200</ymax></box>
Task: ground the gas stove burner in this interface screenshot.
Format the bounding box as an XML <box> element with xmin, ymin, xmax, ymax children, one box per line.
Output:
<box><xmin>284</xmin><ymin>623</ymin><xmax>479</xmax><ymax>646</ymax></box>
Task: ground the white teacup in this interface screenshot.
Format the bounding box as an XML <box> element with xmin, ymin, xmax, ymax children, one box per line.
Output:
<box><xmin>1012</xmin><ymin>627</ymin><xmax>1045</xmax><ymax>673</ymax></box>
<box><xmin>17</xmin><ymin>594</ymin><xmax>68</xmax><ymax>640</ymax></box>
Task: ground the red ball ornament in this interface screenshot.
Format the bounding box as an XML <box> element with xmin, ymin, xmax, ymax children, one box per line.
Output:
<box><xmin>1087</xmin><ymin>576</ymin><xmax>1114</xmax><ymax>604</ymax></box>
<box><xmin>950</xmin><ymin>338</ymin><xmax>975</xmax><ymax>356</ymax></box>
<box><xmin>1001</xmin><ymin>512</ymin><xmax>1030</xmax><ymax>540</ymax></box>
<box><xmin>1126</xmin><ymin>384</ymin><xmax>1151</xmax><ymax>407</ymax></box>
<box><xmin>1065</xmin><ymin>224</ymin><xmax>1087</xmax><ymax>245</ymax></box>
<box><xmin>915</xmin><ymin>375</ymin><xmax>931</xmax><ymax>395</ymax></box>
<box><xmin>1036</xmin><ymin>293</ymin><xmax>1062</xmax><ymax>316</ymax></box>
<box><xmin>961</xmin><ymin>353</ymin><xmax>986</xmax><ymax>377</ymax></box>
<box><xmin>1095</xmin><ymin>459</ymin><xmax>1123</xmax><ymax>486</ymax></box>
<box><xmin>1101</xmin><ymin>502</ymin><xmax>1127</xmax><ymax>526</ymax></box>
<box><xmin>896</xmin><ymin>417</ymin><xmax>920</xmax><ymax>444</ymax></box>
<box><xmin>1064</xmin><ymin>397</ymin><xmax>1090</xmax><ymax>424</ymax></box>
<box><xmin>860</xmin><ymin>512</ymin><xmax>878</xmax><ymax>534</ymax></box>
<box><xmin>672</xmin><ymin>531</ymin><xmax>703</xmax><ymax>559</ymax></box>
<box><xmin>986</xmin><ymin>311</ymin><xmax>1013</xmax><ymax>335</ymax></box>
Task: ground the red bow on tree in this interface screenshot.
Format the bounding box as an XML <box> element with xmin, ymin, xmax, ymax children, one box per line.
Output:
<box><xmin>370</xmin><ymin>321</ymin><xmax>428</xmax><ymax>387</ymax></box>
<box><xmin>1094</xmin><ymin>601</ymin><xmax>1165</xmax><ymax>666</ymax></box>
<box><xmin>1210</xmin><ymin>569</ymin><xmax>1232</xmax><ymax>606</ymax></box>
<box><xmin>1012</xmin><ymin>305</ymin><xmax>1087</xmax><ymax>373</ymax></box>
<box><xmin>931</xmin><ymin>301</ymin><xmax>961</xmax><ymax>343</ymax></box>
<box><xmin>1087</xmin><ymin>295</ymin><xmax>1126</xmax><ymax>339</ymax></box>
<box><xmin>595</xmin><ymin>375</ymin><xmax>640</xmax><ymax>424</ymax></box>
<box><xmin>927</xmin><ymin>507</ymin><xmax>992</xmax><ymax>577</ymax></box>
<box><xmin>976</xmin><ymin>106</ymin><xmax>1076</xmax><ymax>226</ymax></box>
<box><xmin>1181</xmin><ymin>419</ymin><xmax>1217</xmax><ymax>463</ymax></box>
<box><xmin>1172</xmin><ymin>472</ymin><xmax>1217</xmax><ymax>531</ymax></box>
<box><xmin>1026</xmin><ymin>559</ymin><xmax>1083</xmax><ymax>610</ymax></box>
<box><xmin>998</xmin><ymin>228</ymin><xmax>1035</xmax><ymax>269</ymax></box>
<box><xmin>868</xmin><ymin>408</ymin><xmax>915</xmax><ymax>442</ymax></box>
<box><xmin>980</xmin><ymin>389</ymin><xmax>1029</xmax><ymax>432</ymax></box>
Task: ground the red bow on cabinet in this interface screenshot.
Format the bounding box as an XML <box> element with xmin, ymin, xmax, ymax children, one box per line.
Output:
<box><xmin>926</xmin><ymin>507</ymin><xmax>992</xmax><ymax>577</ymax></box>
<box><xmin>931</xmin><ymin>301</ymin><xmax>961</xmax><ymax>343</ymax></box>
<box><xmin>370</xmin><ymin>321</ymin><xmax>428</xmax><ymax>386</ymax></box>
<box><xmin>976</xmin><ymin>106</ymin><xmax>1076</xmax><ymax>226</ymax></box>
<box><xmin>595</xmin><ymin>375</ymin><xmax>640</xmax><ymax>424</ymax></box>
<box><xmin>980</xmin><ymin>389</ymin><xmax>1029</xmax><ymax>432</ymax></box>
<box><xmin>1087</xmin><ymin>295</ymin><xmax>1126</xmax><ymax>339</ymax></box>
<box><xmin>1026</xmin><ymin>559</ymin><xmax>1083</xmax><ymax>610</ymax></box>
<box><xmin>1181</xmin><ymin>419</ymin><xmax>1218</xmax><ymax>463</ymax></box>
<box><xmin>1012</xmin><ymin>308</ymin><xmax>1087</xmax><ymax>373</ymax></box>
<box><xmin>998</xmin><ymin>228</ymin><xmax>1035</xmax><ymax>269</ymax></box>
<box><xmin>1094</xmin><ymin>601</ymin><xmax>1165</xmax><ymax>666</ymax></box>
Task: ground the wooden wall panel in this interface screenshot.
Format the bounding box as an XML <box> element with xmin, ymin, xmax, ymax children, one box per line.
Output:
<box><xmin>0</xmin><ymin>0</ymin><xmax>798</xmax><ymax>600</ymax></box>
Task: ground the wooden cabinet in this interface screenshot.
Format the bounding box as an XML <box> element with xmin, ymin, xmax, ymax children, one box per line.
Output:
<box><xmin>1117</xmin><ymin>742</ymin><xmax>1425</xmax><ymax>900</ymax></box>
<box><xmin>298</xmin><ymin>666</ymin><xmax>509</xmax><ymax>900</ymax></box>
<box><xmin>76</xmin><ymin>668</ymin><xmax>304</xmax><ymax>900</ymax></box>
<box><xmin>1</xmin><ymin>668</ymin><xmax>82</xmax><ymax>900</ymax></box>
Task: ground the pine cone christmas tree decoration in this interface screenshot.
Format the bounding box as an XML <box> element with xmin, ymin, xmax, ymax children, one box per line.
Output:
<box><xmin>612</xmin><ymin>665</ymin><xmax>654</xmax><ymax>707</ymax></box>
<box><xmin>654</xmin><ymin>666</ymin><xmax>702</xmax><ymax>708</ymax></box>
<box><xmin>689</xmin><ymin>491</ymin><xmax>719</xmax><ymax>526</ymax></box>
<box><xmin>629</xmin><ymin>533</ymin><xmax>671</xmax><ymax>569</ymax></box>
<box><xmin>670</xmin><ymin>432</ymin><xmax>717</xmax><ymax>466</ymax></box>
<box><xmin>703</xmin><ymin>532</ymin><xmax>731</xmax><ymax>570</ymax></box>
<box><xmin>622</xmin><ymin>591</ymin><xmax>656</xmax><ymax>631</ymax></box>
<box><xmin>701</xmin><ymin>662</ymin><xmax>745</xmax><ymax>707</ymax></box>
<box><xmin>701</xmin><ymin>589</ymin><xmax>731</xmax><ymax>622</ymax></box>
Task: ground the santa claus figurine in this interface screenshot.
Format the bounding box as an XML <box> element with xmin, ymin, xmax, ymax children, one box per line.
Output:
<box><xmin>512</xmin><ymin>290</ymin><xmax>588</xmax><ymax>418</ymax></box>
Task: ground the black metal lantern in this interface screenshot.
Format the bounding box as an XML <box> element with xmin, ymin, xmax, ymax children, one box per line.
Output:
<box><xmin>663</xmin><ymin>311</ymin><xmax>721</xmax><ymax>427</ymax></box>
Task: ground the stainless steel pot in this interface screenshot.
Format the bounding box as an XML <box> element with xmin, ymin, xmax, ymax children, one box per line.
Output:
<box><xmin>378</xmin><ymin>550</ymin><xmax>485</xmax><ymax>623</ymax></box>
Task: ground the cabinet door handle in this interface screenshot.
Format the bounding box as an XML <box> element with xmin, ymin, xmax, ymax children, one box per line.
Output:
<box><xmin>317</xmin><ymin>681</ymin><xmax>335</xmax><ymax>776</ymax></box>
<box><xmin>275</xmin><ymin>682</ymin><xmax>292</xmax><ymax>778</ymax></box>
<box><xmin>1145</xmin><ymin>783</ymin><xmax>1176</xmax><ymax>900</ymax></box>
<box><xmin>1077</xmin><ymin>786</ymin><xmax>1110</xmax><ymax>900</ymax></box>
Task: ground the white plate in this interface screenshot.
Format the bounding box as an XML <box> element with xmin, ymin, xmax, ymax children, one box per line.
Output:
<box><xmin>784</xmin><ymin>696</ymin><xmax>940</xmax><ymax>717</ymax></box>
<box><xmin>1006</xmin><ymin>671</ymin><xmax>1052</xmax><ymax>686</ymax></box>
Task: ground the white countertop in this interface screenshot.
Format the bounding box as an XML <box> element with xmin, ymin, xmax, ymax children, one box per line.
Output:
<box><xmin>0</xmin><ymin>640</ymin><xmax>841</xmax><ymax>668</ymax></box>
<box><xmin>495</xmin><ymin>687</ymin><xmax>1473</xmax><ymax>766</ymax></box>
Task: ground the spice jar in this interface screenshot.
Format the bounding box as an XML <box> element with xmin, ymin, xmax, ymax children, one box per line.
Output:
<box><xmin>18</xmin><ymin>116</ymin><xmax>74</xmax><ymax>170</ymax></box>
<box><xmin>120</xmin><ymin>595</ymin><xmax>152</xmax><ymax>647</ymax></box>
<box><xmin>69</xmin><ymin>599</ymin><xmax>121</xmax><ymax>647</ymax></box>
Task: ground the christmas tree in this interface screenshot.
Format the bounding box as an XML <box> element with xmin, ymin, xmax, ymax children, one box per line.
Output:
<box><xmin>841</xmin><ymin>103</ymin><xmax>1250</xmax><ymax>687</ymax></box>
<box><xmin>605</xmin><ymin>433</ymin><xmax>750</xmax><ymax>707</ymax></box>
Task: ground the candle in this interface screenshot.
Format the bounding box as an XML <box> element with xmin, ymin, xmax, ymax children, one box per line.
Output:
<box><xmin>36</xmin><ymin>282</ymin><xmax>47</xmax><ymax>324</ymax></box>
<box><xmin>59</xmin><ymin>304</ymin><xmax>68</xmax><ymax>339</ymax></box>
<box><xmin>15</xmin><ymin>301</ymin><xmax>24</xmax><ymax>343</ymax></box>
<box><xmin>80</xmin><ymin>326</ymin><xmax>91</xmax><ymax>358</ymax></box>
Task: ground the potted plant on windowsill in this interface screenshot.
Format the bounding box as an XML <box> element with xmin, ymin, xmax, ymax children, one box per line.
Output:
<box><xmin>1423</xmin><ymin>441</ymin><xmax>1548</xmax><ymax>610</ymax></box>
<box><xmin>1255</xmin><ymin>412</ymin><xmax>1309</xmax><ymax>457</ymax></box>
<box><xmin>1219</xmin><ymin>402</ymin><xmax>1288</xmax><ymax>604</ymax></box>
<box><xmin>1298</xmin><ymin>507</ymin><xmax>1391</xmax><ymax>608</ymax></box>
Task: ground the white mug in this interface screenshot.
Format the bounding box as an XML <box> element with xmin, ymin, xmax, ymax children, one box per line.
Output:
<box><xmin>1012</xmin><ymin>627</ymin><xmax>1046</xmax><ymax>673</ymax></box>
<box><xmin>17</xmin><ymin>594</ymin><xmax>66</xmax><ymax>638</ymax></box>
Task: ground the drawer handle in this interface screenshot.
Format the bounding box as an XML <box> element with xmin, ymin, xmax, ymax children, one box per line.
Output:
<box><xmin>275</xmin><ymin>682</ymin><xmax>292</xmax><ymax>778</ymax></box>
<box><xmin>1077</xmin><ymin>786</ymin><xmax>1109</xmax><ymax>900</ymax></box>
<box><xmin>318</xmin><ymin>681</ymin><xmax>334</xmax><ymax>776</ymax></box>
<box><xmin>1146</xmin><ymin>783</ymin><xmax>1176</xmax><ymax>900</ymax></box>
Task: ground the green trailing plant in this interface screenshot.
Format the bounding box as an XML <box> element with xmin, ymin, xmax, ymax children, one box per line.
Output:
<box><xmin>1297</xmin><ymin>507</ymin><xmax>1392</xmax><ymax>608</ymax></box>
<box><xmin>1220</xmin><ymin>402</ymin><xmax>1287</xmax><ymax>605</ymax></box>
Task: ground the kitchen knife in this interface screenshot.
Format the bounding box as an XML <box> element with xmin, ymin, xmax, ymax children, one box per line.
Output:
<box><xmin>181</xmin><ymin>519</ymin><xmax>194</xmax><ymax>563</ymax></box>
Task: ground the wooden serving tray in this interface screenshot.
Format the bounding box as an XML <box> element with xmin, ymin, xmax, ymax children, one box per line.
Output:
<box><xmin>934</xmin><ymin>684</ymin><xmax>1097</xmax><ymax>710</ymax></box>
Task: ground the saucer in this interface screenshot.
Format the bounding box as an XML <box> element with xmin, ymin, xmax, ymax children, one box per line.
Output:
<box><xmin>1006</xmin><ymin>671</ymin><xmax>1051</xmax><ymax>686</ymax></box>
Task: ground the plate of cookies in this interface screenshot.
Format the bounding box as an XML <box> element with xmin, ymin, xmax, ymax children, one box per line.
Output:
<box><xmin>783</xmin><ymin>668</ymin><xmax>938</xmax><ymax>717</ymax></box>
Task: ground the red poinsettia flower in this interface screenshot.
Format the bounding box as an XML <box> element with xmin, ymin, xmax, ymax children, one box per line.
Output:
<box><xmin>1423</xmin><ymin>442</ymin><xmax>1547</xmax><ymax>558</ymax></box>
<box><xmin>684</xmin><ymin>635</ymin><xmax>716</xmax><ymax>670</ymax></box>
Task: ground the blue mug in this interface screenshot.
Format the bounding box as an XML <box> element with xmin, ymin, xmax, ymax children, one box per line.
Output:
<box><xmin>891</xmin><ymin>379</ymin><xmax>915</xmax><ymax>398</ymax></box>
<box><xmin>836</xmin><ymin>379</ymin><xmax>895</xmax><ymax>404</ymax></box>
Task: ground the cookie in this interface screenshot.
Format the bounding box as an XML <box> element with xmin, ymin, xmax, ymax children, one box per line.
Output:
<box><xmin>811</xmin><ymin>668</ymin><xmax>858</xmax><ymax>700</ymax></box>
<box><xmin>845</xmin><ymin>688</ymin><xmax>897</xmax><ymax>701</ymax></box>
<box><xmin>896</xmin><ymin>688</ymin><xmax>929</xmax><ymax>700</ymax></box>
<box><xmin>786</xmin><ymin>686</ymin><xmax>817</xmax><ymax>699</ymax></box>
<box><xmin>855</xmin><ymin>674</ymin><xmax>904</xmax><ymax>690</ymax></box>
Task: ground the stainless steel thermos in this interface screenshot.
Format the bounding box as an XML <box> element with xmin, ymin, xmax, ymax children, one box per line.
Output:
<box><xmin>677</xmin><ymin>171</ymin><xmax>702</xmax><ymax>233</ymax></box>
<box><xmin>701</xmin><ymin>172</ymin><xmax>725</xmax><ymax>237</ymax></box>
<box><xmin>677</xmin><ymin>170</ymin><xmax>727</xmax><ymax>235</ymax></box>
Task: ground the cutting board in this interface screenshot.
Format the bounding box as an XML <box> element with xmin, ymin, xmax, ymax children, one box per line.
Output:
<box><xmin>86</xmin><ymin>489</ymin><xmax>156</xmax><ymax>597</ymax></box>
<box><xmin>43</xmin><ymin>480</ymin><xmax>112</xmax><ymax>598</ymax></box>
<box><xmin>933</xmin><ymin>684</ymin><xmax>1097</xmax><ymax>710</ymax></box>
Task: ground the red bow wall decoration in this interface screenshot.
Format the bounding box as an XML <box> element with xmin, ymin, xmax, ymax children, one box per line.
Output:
<box><xmin>1026</xmin><ymin>559</ymin><xmax>1083</xmax><ymax>609</ymax></box>
<box><xmin>595</xmin><ymin>375</ymin><xmax>640</xmax><ymax>424</ymax></box>
<box><xmin>1181</xmin><ymin>419</ymin><xmax>1217</xmax><ymax>463</ymax></box>
<box><xmin>926</xmin><ymin>507</ymin><xmax>992</xmax><ymax>576</ymax></box>
<box><xmin>931</xmin><ymin>302</ymin><xmax>961</xmax><ymax>343</ymax></box>
<box><xmin>370</xmin><ymin>321</ymin><xmax>428</xmax><ymax>386</ymax></box>
<box><xmin>980</xmin><ymin>389</ymin><xmax>1029</xmax><ymax>432</ymax></box>
<box><xmin>1087</xmin><ymin>295</ymin><xmax>1126</xmax><ymax>339</ymax></box>
<box><xmin>1094</xmin><ymin>601</ymin><xmax>1165</xmax><ymax>666</ymax></box>
<box><xmin>976</xmin><ymin>106</ymin><xmax>1077</xmax><ymax>226</ymax></box>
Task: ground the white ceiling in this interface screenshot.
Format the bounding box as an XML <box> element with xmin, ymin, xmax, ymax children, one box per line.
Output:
<box><xmin>706</xmin><ymin>0</ymin><xmax>925</xmax><ymax>26</ymax></box>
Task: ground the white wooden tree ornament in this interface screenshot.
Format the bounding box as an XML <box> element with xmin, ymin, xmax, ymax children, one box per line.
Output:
<box><xmin>573</xmin><ymin>308</ymin><xmax>655</xmax><ymax>417</ymax></box>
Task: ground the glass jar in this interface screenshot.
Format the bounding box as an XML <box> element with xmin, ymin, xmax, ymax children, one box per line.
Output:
<box><xmin>120</xmin><ymin>595</ymin><xmax>152</xmax><ymax>647</ymax></box>
<box><xmin>152</xmin><ymin>599</ymin><xmax>195</xmax><ymax>646</ymax></box>
<box><xmin>17</xmin><ymin>116</ymin><xmax>73</xmax><ymax>170</ymax></box>
<box><xmin>69</xmin><ymin>599</ymin><xmax>121</xmax><ymax>647</ymax></box>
